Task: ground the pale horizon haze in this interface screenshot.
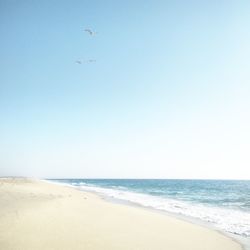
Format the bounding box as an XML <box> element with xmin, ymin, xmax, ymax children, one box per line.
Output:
<box><xmin>1</xmin><ymin>1</ymin><xmax>250</xmax><ymax>179</ymax></box>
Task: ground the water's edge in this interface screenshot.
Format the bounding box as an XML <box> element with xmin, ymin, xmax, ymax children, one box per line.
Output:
<box><xmin>45</xmin><ymin>179</ymin><xmax>248</xmax><ymax>250</ymax></box>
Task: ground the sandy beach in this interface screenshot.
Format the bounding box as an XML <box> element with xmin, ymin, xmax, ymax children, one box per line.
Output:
<box><xmin>0</xmin><ymin>178</ymin><xmax>242</xmax><ymax>250</ymax></box>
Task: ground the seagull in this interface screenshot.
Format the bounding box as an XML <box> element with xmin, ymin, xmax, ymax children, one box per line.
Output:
<box><xmin>84</xmin><ymin>28</ymin><xmax>98</xmax><ymax>36</ymax></box>
<box><xmin>75</xmin><ymin>59</ymin><xmax>96</xmax><ymax>64</ymax></box>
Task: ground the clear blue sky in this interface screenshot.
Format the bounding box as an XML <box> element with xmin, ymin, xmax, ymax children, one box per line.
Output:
<box><xmin>1</xmin><ymin>0</ymin><xmax>250</xmax><ymax>179</ymax></box>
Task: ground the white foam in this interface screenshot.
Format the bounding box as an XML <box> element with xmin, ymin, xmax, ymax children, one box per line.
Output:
<box><xmin>78</xmin><ymin>184</ymin><xmax>250</xmax><ymax>238</ymax></box>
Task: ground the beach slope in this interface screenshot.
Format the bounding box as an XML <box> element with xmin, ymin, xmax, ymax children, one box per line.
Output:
<box><xmin>0</xmin><ymin>178</ymin><xmax>242</xmax><ymax>250</ymax></box>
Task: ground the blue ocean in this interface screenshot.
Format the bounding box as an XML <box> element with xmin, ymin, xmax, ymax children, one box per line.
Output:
<box><xmin>50</xmin><ymin>179</ymin><xmax>250</xmax><ymax>239</ymax></box>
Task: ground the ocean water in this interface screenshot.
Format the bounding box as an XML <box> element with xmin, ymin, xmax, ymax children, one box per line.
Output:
<box><xmin>51</xmin><ymin>179</ymin><xmax>250</xmax><ymax>240</ymax></box>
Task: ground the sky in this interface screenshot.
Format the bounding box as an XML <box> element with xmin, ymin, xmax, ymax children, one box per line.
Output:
<box><xmin>0</xmin><ymin>0</ymin><xmax>250</xmax><ymax>179</ymax></box>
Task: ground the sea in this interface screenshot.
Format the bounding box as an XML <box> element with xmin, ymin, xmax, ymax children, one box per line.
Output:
<box><xmin>49</xmin><ymin>179</ymin><xmax>250</xmax><ymax>246</ymax></box>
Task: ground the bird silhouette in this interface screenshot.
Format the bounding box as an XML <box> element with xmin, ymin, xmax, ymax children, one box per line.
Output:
<box><xmin>84</xmin><ymin>28</ymin><xmax>98</xmax><ymax>36</ymax></box>
<box><xmin>75</xmin><ymin>59</ymin><xmax>96</xmax><ymax>64</ymax></box>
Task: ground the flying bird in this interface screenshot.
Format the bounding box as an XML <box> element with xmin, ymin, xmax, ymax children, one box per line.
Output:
<box><xmin>75</xmin><ymin>59</ymin><xmax>96</xmax><ymax>64</ymax></box>
<box><xmin>84</xmin><ymin>28</ymin><xmax>98</xmax><ymax>36</ymax></box>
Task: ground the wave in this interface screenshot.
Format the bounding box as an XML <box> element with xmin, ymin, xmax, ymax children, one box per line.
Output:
<box><xmin>77</xmin><ymin>183</ymin><xmax>250</xmax><ymax>238</ymax></box>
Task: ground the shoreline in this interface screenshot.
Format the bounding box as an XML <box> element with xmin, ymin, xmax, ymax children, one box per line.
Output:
<box><xmin>0</xmin><ymin>178</ymin><xmax>244</xmax><ymax>250</ymax></box>
<box><xmin>68</xmin><ymin>182</ymin><xmax>248</xmax><ymax>250</ymax></box>
<box><xmin>48</xmin><ymin>179</ymin><xmax>248</xmax><ymax>250</ymax></box>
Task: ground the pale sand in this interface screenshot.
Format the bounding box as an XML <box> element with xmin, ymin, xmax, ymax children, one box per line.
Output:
<box><xmin>0</xmin><ymin>178</ymin><xmax>242</xmax><ymax>250</ymax></box>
